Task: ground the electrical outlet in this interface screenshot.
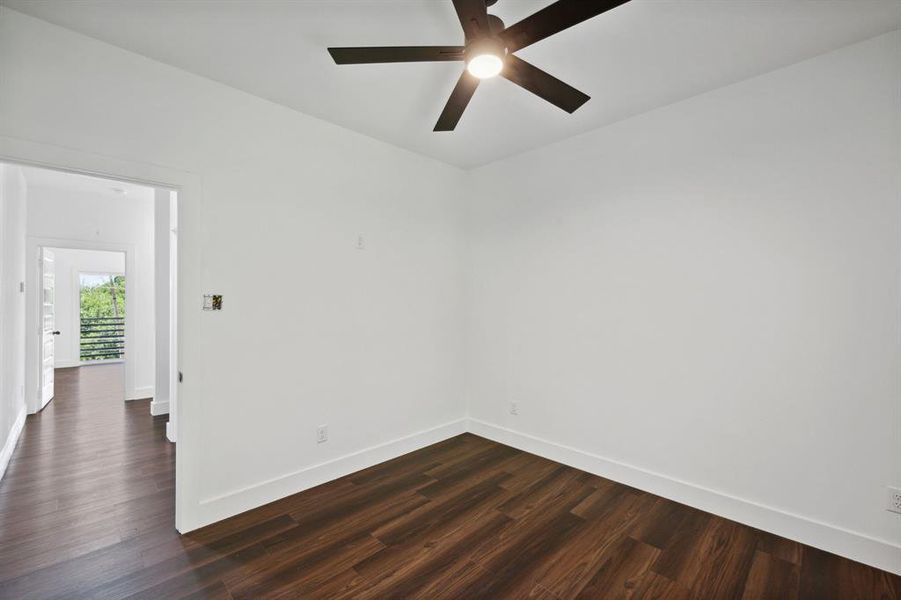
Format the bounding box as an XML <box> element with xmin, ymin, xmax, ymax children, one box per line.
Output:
<box><xmin>317</xmin><ymin>424</ymin><xmax>328</xmax><ymax>444</ymax></box>
<box><xmin>888</xmin><ymin>487</ymin><xmax>901</xmax><ymax>514</ymax></box>
<box><xmin>509</xmin><ymin>401</ymin><xmax>519</xmax><ymax>416</ymax></box>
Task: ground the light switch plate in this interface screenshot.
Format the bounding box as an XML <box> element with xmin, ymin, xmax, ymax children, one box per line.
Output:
<box><xmin>202</xmin><ymin>294</ymin><xmax>223</xmax><ymax>311</ymax></box>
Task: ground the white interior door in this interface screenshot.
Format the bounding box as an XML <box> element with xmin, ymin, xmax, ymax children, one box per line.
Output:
<box><xmin>40</xmin><ymin>248</ymin><xmax>57</xmax><ymax>406</ymax></box>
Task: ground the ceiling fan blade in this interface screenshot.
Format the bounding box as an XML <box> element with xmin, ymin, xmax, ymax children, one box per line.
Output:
<box><xmin>328</xmin><ymin>46</ymin><xmax>465</xmax><ymax>64</ymax></box>
<box><xmin>502</xmin><ymin>55</ymin><xmax>589</xmax><ymax>113</ymax></box>
<box><xmin>452</xmin><ymin>0</ymin><xmax>490</xmax><ymax>40</ymax></box>
<box><xmin>500</xmin><ymin>0</ymin><xmax>631</xmax><ymax>53</ymax></box>
<box><xmin>434</xmin><ymin>71</ymin><xmax>480</xmax><ymax>131</ymax></box>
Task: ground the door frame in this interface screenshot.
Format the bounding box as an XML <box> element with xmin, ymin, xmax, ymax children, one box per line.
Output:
<box><xmin>0</xmin><ymin>134</ymin><xmax>203</xmax><ymax>533</ymax></box>
<box><xmin>27</xmin><ymin>239</ymin><xmax>134</xmax><ymax>408</ymax></box>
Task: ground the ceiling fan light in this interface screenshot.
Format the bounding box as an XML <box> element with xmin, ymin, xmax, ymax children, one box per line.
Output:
<box><xmin>467</xmin><ymin>54</ymin><xmax>503</xmax><ymax>79</ymax></box>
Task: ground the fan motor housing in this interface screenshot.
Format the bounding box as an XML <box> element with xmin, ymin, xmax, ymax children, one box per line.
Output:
<box><xmin>464</xmin><ymin>36</ymin><xmax>507</xmax><ymax>64</ymax></box>
<box><xmin>487</xmin><ymin>14</ymin><xmax>506</xmax><ymax>34</ymax></box>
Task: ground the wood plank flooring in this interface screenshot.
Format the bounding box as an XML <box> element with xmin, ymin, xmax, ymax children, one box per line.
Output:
<box><xmin>1</xmin><ymin>364</ymin><xmax>899</xmax><ymax>599</ymax></box>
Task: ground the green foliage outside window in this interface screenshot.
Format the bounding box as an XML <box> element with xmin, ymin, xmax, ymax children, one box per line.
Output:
<box><xmin>80</xmin><ymin>274</ymin><xmax>125</xmax><ymax>361</ymax></box>
<box><xmin>80</xmin><ymin>275</ymin><xmax>126</xmax><ymax>318</ymax></box>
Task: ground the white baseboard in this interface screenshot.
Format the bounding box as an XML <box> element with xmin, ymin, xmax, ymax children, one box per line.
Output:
<box><xmin>176</xmin><ymin>415</ymin><xmax>901</xmax><ymax>575</ymax></box>
<box><xmin>127</xmin><ymin>386</ymin><xmax>154</xmax><ymax>401</ymax></box>
<box><xmin>0</xmin><ymin>407</ymin><xmax>26</xmax><ymax>482</ymax></box>
<box><xmin>165</xmin><ymin>421</ymin><xmax>176</xmax><ymax>443</ymax></box>
<box><xmin>150</xmin><ymin>399</ymin><xmax>169</xmax><ymax>416</ymax></box>
<box><xmin>190</xmin><ymin>418</ymin><xmax>468</xmax><ymax>531</ymax></box>
<box><xmin>467</xmin><ymin>418</ymin><xmax>901</xmax><ymax>577</ymax></box>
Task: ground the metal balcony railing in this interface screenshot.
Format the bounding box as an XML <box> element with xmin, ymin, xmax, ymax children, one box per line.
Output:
<box><xmin>80</xmin><ymin>316</ymin><xmax>125</xmax><ymax>361</ymax></box>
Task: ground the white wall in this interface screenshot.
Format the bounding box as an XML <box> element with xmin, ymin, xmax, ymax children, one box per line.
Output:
<box><xmin>0</xmin><ymin>163</ymin><xmax>27</xmax><ymax>480</ymax></box>
<box><xmin>24</xmin><ymin>181</ymin><xmax>156</xmax><ymax>402</ymax></box>
<box><xmin>0</xmin><ymin>7</ymin><xmax>466</xmax><ymax>528</ymax></box>
<box><xmin>466</xmin><ymin>31</ymin><xmax>901</xmax><ymax>572</ymax></box>
<box><xmin>49</xmin><ymin>248</ymin><xmax>126</xmax><ymax>368</ymax></box>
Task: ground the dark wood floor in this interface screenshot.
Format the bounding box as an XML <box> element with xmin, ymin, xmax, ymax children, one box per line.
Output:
<box><xmin>1</xmin><ymin>364</ymin><xmax>898</xmax><ymax>599</ymax></box>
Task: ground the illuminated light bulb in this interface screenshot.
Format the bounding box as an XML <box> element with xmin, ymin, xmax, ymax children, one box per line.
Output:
<box><xmin>467</xmin><ymin>54</ymin><xmax>503</xmax><ymax>79</ymax></box>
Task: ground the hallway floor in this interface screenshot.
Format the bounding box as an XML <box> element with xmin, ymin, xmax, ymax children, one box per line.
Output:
<box><xmin>0</xmin><ymin>364</ymin><xmax>899</xmax><ymax>599</ymax></box>
<box><xmin>0</xmin><ymin>364</ymin><xmax>175</xmax><ymax>599</ymax></box>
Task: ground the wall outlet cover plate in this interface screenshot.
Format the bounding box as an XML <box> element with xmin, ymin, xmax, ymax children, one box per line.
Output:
<box><xmin>888</xmin><ymin>487</ymin><xmax>901</xmax><ymax>514</ymax></box>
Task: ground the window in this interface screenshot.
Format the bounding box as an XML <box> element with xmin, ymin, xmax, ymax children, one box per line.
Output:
<box><xmin>79</xmin><ymin>273</ymin><xmax>125</xmax><ymax>361</ymax></box>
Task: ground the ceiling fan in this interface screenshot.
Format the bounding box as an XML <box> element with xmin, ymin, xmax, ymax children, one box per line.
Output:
<box><xmin>328</xmin><ymin>0</ymin><xmax>630</xmax><ymax>131</ymax></box>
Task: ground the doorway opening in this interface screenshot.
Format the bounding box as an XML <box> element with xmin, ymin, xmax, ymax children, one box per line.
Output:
<box><xmin>2</xmin><ymin>163</ymin><xmax>178</xmax><ymax>442</ymax></box>
<box><xmin>0</xmin><ymin>158</ymin><xmax>184</xmax><ymax>529</ymax></box>
<box><xmin>79</xmin><ymin>269</ymin><xmax>126</xmax><ymax>363</ymax></box>
<box><xmin>0</xmin><ymin>143</ymin><xmax>195</xmax><ymax>533</ymax></box>
<box><xmin>36</xmin><ymin>247</ymin><xmax>129</xmax><ymax>407</ymax></box>
<box><xmin>3</xmin><ymin>163</ymin><xmax>179</xmax><ymax>435</ymax></box>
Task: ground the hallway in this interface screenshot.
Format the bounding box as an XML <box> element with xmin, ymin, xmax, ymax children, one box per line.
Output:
<box><xmin>0</xmin><ymin>364</ymin><xmax>175</xmax><ymax>598</ymax></box>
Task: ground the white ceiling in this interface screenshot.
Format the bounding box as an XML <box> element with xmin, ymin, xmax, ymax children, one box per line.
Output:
<box><xmin>19</xmin><ymin>165</ymin><xmax>155</xmax><ymax>201</ymax></box>
<box><xmin>6</xmin><ymin>0</ymin><xmax>901</xmax><ymax>168</ymax></box>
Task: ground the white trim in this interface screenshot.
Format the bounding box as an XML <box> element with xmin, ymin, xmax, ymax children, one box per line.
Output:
<box><xmin>0</xmin><ymin>407</ymin><xmax>26</xmax><ymax>481</ymax></box>
<box><xmin>467</xmin><ymin>418</ymin><xmax>901</xmax><ymax>577</ymax></box>
<box><xmin>68</xmin><ymin>265</ymin><xmax>79</xmax><ymax>367</ymax></box>
<box><xmin>54</xmin><ymin>359</ymin><xmax>81</xmax><ymax>369</ymax></box>
<box><xmin>128</xmin><ymin>385</ymin><xmax>154</xmax><ymax>401</ymax></box>
<box><xmin>188</xmin><ymin>418</ymin><xmax>468</xmax><ymax>532</ymax></box>
<box><xmin>166</xmin><ymin>193</ymin><xmax>179</xmax><ymax>451</ymax></box>
<box><xmin>150</xmin><ymin>399</ymin><xmax>169</xmax><ymax>416</ymax></box>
